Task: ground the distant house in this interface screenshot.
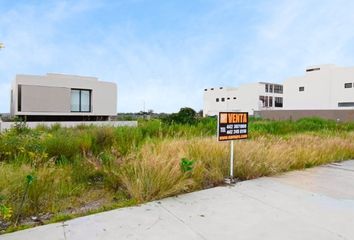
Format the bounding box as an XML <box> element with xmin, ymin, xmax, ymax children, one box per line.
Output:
<box><xmin>283</xmin><ymin>64</ymin><xmax>354</xmax><ymax>110</ymax></box>
<box><xmin>203</xmin><ymin>82</ymin><xmax>284</xmax><ymax>116</ymax></box>
<box><xmin>10</xmin><ymin>73</ymin><xmax>117</xmax><ymax>121</ymax></box>
<box><xmin>205</xmin><ymin>64</ymin><xmax>354</xmax><ymax>121</ymax></box>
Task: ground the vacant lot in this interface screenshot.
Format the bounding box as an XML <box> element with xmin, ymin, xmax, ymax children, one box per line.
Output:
<box><xmin>1</xmin><ymin>117</ymin><xmax>354</xmax><ymax>233</ymax></box>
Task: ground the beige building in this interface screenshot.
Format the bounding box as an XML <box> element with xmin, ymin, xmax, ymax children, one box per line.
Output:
<box><xmin>10</xmin><ymin>73</ymin><xmax>117</xmax><ymax>121</ymax></box>
<box><xmin>203</xmin><ymin>82</ymin><xmax>283</xmax><ymax>116</ymax></box>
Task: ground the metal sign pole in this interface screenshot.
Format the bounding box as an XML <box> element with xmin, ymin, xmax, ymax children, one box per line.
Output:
<box><xmin>230</xmin><ymin>140</ymin><xmax>234</xmax><ymax>179</ymax></box>
<box><xmin>218</xmin><ymin>112</ymin><xmax>248</xmax><ymax>184</ymax></box>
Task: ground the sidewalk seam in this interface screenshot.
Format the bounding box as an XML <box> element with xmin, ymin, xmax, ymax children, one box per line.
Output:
<box><xmin>323</xmin><ymin>165</ymin><xmax>354</xmax><ymax>173</ymax></box>
<box><xmin>62</xmin><ymin>222</ymin><xmax>68</xmax><ymax>240</ymax></box>
<box><xmin>158</xmin><ymin>203</ymin><xmax>208</xmax><ymax>240</ymax></box>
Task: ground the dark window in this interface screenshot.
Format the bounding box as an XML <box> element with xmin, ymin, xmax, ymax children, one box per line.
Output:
<box><xmin>233</xmin><ymin>97</ymin><xmax>237</xmax><ymax>100</ymax></box>
<box><xmin>344</xmin><ymin>83</ymin><xmax>352</xmax><ymax>88</ymax></box>
<box><xmin>211</xmin><ymin>88</ymin><xmax>214</xmax><ymax>90</ymax></box>
<box><xmin>227</xmin><ymin>97</ymin><xmax>230</xmax><ymax>100</ymax></box>
<box><xmin>259</xmin><ymin>96</ymin><xmax>265</xmax><ymax>107</ymax></box>
<box><xmin>216</xmin><ymin>98</ymin><xmax>219</xmax><ymax>102</ymax></box>
<box><xmin>221</xmin><ymin>98</ymin><xmax>225</xmax><ymax>102</ymax></box>
<box><xmin>259</xmin><ymin>96</ymin><xmax>268</xmax><ymax>107</ymax></box>
<box><xmin>265</xmin><ymin>84</ymin><xmax>268</xmax><ymax>93</ymax></box>
<box><xmin>338</xmin><ymin>102</ymin><xmax>354</xmax><ymax>107</ymax></box>
<box><xmin>274</xmin><ymin>85</ymin><xmax>283</xmax><ymax>94</ymax></box>
<box><xmin>269</xmin><ymin>96</ymin><xmax>273</xmax><ymax>107</ymax></box>
<box><xmin>71</xmin><ymin>89</ymin><xmax>92</xmax><ymax>112</ymax></box>
<box><xmin>269</xmin><ymin>84</ymin><xmax>273</xmax><ymax>93</ymax></box>
<box><xmin>299</xmin><ymin>86</ymin><xmax>305</xmax><ymax>92</ymax></box>
<box><xmin>18</xmin><ymin>85</ymin><xmax>22</xmax><ymax>112</ymax></box>
<box><xmin>204</xmin><ymin>89</ymin><xmax>207</xmax><ymax>91</ymax></box>
<box><xmin>219</xmin><ymin>87</ymin><xmax>223</xmax><ymax>89</ymax></box>
<box><xmin>275</xmin><ymin>97</ymin><xmax>283</xmax><ymax>107</ymax></box>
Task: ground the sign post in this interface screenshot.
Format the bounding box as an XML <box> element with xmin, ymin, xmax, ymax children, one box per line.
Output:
<box><xmin>217</xmin><ymin>112</ymin><xmax>248</xmax><ymax>184</ymax></box>
<box><xmin>230</xmin><ymin>140</ymin><xmax>234</xmax><ymax>178</ymax></box>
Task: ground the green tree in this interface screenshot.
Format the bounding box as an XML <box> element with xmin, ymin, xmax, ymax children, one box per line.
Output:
<box><xmin>176</xmin><ymin>107</ymin><xmax>197</xmax><ymax>124</ymax></box>
<box><xmin>163</xmin><ymin>107</ymin><xmax>197</xmax><ymax>125</ymax></box>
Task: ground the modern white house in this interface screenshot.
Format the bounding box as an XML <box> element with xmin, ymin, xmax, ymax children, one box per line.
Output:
<box><xmin>203</xmin><ymin>87</ymin><xmax>238</xmax><ymax>116</ymax></box>
<box><xmin>10</xmin><ymin>73</ymin><xmax>117</xmax><ymax>121</ymax></box>
<box><xmin>283</xmin><ymin>64</ymin><xmax>354</xmax><ymax>110</ymax></box>
<box><xmin>203</xmin><ymin>82</ymin><xmax>284</xmax><ymax>116</ymax></box>
<box><xmin>204</xmin><ymin>64</ymin><xmax>354</xmax><ymax>121</ymax></box>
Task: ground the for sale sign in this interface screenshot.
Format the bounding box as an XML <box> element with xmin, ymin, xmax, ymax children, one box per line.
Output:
<box><xmin>218</xmin><ymin>112</ymin><xmax>248</xmax><ymax>141</ymax></box>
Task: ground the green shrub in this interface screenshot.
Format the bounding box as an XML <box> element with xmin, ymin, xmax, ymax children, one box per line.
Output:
<box><xmin>43</xmin><ymin>131</ymin><xmax>80</xmax><ymax>162</ymax></box>
<box><xmin>92</xmin><ymin>127</ymin><xmax>115</xmax><ymax>153</ymax></box>
<box><xmin>180</xmin><ymin>158</ymin><xmax>194</xmax><ymax>172</ymax></box>
<box><xmin>162</xmin><ymin>107</ymin><xmax>198</xmax><ymax>125</ymax></box>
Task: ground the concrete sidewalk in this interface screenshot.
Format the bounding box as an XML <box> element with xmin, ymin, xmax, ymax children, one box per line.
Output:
<box><xmin>2</xmin><ymin>161</ymin><xmax>354</xmax><ymax>240</ymax></box>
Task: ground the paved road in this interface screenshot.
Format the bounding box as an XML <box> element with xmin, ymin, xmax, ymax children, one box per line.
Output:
<box><xmin>2</xmin><ymin>160</ymin><xmax>354</xmax><ymax>240</ymax></box>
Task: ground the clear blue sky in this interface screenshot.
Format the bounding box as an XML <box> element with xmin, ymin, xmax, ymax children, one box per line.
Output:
<box><xmin>1</xmin><ymin>0</ymin><xmax>354</xmax><ymax>113</ymax></box>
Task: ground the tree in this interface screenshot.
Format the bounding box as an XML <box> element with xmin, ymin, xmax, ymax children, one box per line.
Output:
<box><xmin>162</xmin><ymin>107</ymin><xmax>197</xmax><ymax>125</ymax></box>
<box><xmin>175</xmin><ymin>107</ymin><xmax>197</xmax><ymax>124</ymax></box>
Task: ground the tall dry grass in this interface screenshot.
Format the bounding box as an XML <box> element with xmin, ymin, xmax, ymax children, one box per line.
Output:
<box><xmin>232</xmin><ymin>133</ymin><xmax>354</xmax><ymax>179</ymax></box>
<box><xmin>117</xmin><ymin>140</ymin><xmax>194</xmax><ymax>202</ymax></box>
<box><xmin>117</xmin><ymin>132</ymin><xmax>354</xmax><ymax>202</ymax></box>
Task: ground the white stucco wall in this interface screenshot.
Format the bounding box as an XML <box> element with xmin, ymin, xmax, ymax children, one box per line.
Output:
<box><xmin>236</xmin><ymin>83</ymin><xmax>263</xmax><ymax>114</ymax></box>
<box><xmin>283</xmin><ymin>64</ymin><xmax>354</xmax><ymax>110</ymax></box>
<box><xmin>203</xmin><ymin>87</ymin><xmax>239</xmax><ymax>116</ymax></box>
<box><xmin>11</xmin><ymin>73</ymin><xmax>117</xmax><ymax>116</ymax></box>
<box><xmin>0</xmin><ymin>121</ymin><xmax>137</xmax><ymax>132</ymax></box>
<box><xmin>203</xmin><ymin>83</ymin><xmax>283</xmax><ymax>116</ymax></box>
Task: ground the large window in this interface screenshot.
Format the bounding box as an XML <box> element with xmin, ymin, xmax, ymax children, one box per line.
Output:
<box><xmin>71</xmin><ymin>89</ymin><xmax>92</xmax><ymax>112</ymax></box>
<box><xmin>259</xmin><ymin>96</ymin><xmax>269</xmax><ymax>107</ymax></box>
<box><xmin>275</xmin><ymin>97</ymin><xmax>283</xmax><ymax>107</ymax></box>
<box><xmin>274</xmin><ymin>85</ymin><xmax>283</xmax><ymax>94</ymax></box>
<box><xmin>299</xmin><ymin>86</ymin><xmax>305</xmax><ymax>92</ymax></box>
<box><xmin>269</xmin><ymin>96</ymin><xmax>273</xmax><ymax>107</ymax></box>
<box><xmin>18</xmin><ymin>85</ymin><xmax>22</xmax><ymax>112</ymax></box>
<box><xmin>338</xmin><ymin>102</ymin><xmax>354</xmax><ymax>107</ymax></box>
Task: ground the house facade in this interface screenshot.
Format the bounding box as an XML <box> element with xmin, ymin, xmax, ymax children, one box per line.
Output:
<box><xmin>203</xmin><ymin>82</ymin><xmax>283</xmax><ymax>116</ymax></box>
<box><xmin>10</xmin><ymin>73</ymin><xmax>117</xmax><ymax>121</ymax></box>
<box><xmin>283</xmin><ymin>64</ymin><xmax>354</xmax><ymax>110</ymax></box>
<box><xmin>203</xmin><ymin>87</ymin><xmax>238</xmax><ymax>116</ymax></box>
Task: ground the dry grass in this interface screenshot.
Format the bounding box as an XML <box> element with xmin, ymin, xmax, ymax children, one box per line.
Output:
<box><xmin>118</xmin><ymin>140</ymin><xmax>195</xmax><ymax>202</ymax></box>
<box><xmin>232</xmin><ymin>133</ymin><xmax>354</xmax><ymax>179</ymax></box>
<box><xmin>117</xmin><ymin>133</ymin><xmax>354</xmax><ymax>201</ymax></box>
<box><xmin>2</xmin><ymin>128</ymin><xmax>354</xmax><ymax>232</ymax></box>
